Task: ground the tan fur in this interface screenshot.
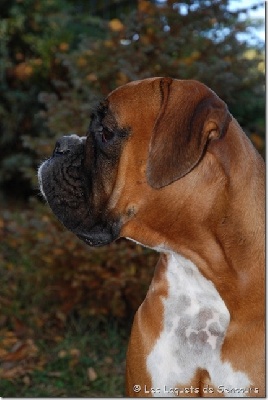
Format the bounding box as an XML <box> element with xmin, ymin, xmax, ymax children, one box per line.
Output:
<box><xmin>105</xmin><ymin>78</ymin><xmax>265</xmax><ymax>397</ymax></box>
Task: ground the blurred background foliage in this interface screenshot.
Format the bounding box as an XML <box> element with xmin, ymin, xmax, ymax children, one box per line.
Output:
<box><xmin>0</xmin><ymin>0</ymin><xmax>264</xmax><ymax>198</ymax></box>
<box><xmin>0</xmin><ymin>0</ymin><xmax>265</xmax><ymax>396</ymax></box>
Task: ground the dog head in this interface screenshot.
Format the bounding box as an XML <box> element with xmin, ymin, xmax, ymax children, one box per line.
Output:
<box><xmin>38</xmin><ymin>78</ymin><xmax>231</xmax><ymax>248</ymax></box>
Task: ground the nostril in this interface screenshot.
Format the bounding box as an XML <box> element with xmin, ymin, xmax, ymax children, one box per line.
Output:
<box><xmin>54</xmin><ymin>141</ymin><xmax>61</xmax><ymax>154</ymax></box>
<box><xmin>53</xmin><ymin>138</ymin><xmax>71</xmax><ymax>156</ymax></box>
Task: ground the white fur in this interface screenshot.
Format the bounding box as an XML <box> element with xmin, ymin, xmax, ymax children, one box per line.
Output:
<box><xmin>125</xmin><ymin>237</ymin><xmax>168</xmax><ymax>253</ymax></box>
<box><xmin>146</xmin><ymin>253</ymin><xmax>251</xmax><ymax>397</ymax></box>
<box><xmin>37</xmin><ymin>164</ymin><xmax>47</xmax><ymax>200</ymax></box>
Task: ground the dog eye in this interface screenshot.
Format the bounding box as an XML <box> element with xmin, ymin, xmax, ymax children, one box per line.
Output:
<box><xmin>101</xmin><ymin>128</ymin><xmax>114</xmax><ymax>143</ymax></box>
<box><xmin>96</xmin><ymin>125</ymin><xmax>114</xmax><ymax>144</ymax></box>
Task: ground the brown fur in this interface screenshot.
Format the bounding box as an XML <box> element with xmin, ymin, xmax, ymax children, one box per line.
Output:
<box><xmin>39</xmin><ymin>77</ymin><xmax>265</xmax><ymax>397</ymax></box>
<box><xmin>105</xmin><ymin>78</ymin><xmax>265</xmax><ymax>397</ymax></box>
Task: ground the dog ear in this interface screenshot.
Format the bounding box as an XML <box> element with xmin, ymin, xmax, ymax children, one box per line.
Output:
<box><xmin>146</xmin><ymin>78</ymin><xmax>231</xmax><ymax>189</ymax></box>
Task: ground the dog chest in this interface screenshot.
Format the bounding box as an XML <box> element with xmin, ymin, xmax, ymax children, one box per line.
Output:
<box><xmin>146</xmin><ymin>253</ymin><xmax>250</xmax><ymax>397</ymax></box>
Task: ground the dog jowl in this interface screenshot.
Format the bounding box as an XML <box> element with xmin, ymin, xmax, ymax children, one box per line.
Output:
<box><xmin>38</xmin><ymin>100</ymin><xmax>129</xmax><ymax>247</ymax></box>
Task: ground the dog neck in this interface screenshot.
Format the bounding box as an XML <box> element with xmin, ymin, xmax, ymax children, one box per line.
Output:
<box><xmin>126</xmin><ymin>118</ymin><xmax>264</xmax><ymax>323</ymax></box>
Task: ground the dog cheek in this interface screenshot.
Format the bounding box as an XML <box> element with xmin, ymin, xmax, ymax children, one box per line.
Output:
<box><xmin>40</xmin><ymin>157</ymin><xmax>91</xmax><ymax>231</ymax></box>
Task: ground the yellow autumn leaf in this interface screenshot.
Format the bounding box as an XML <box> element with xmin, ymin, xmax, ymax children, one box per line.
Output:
<box><xmin>53</xmin><ymin>248</ymin><xmax>64</xmax><ymax>256</ymax></box>
<box><xmin>108</xmin><ymin>18</ymin><xmax>124</xmax><ymax>32</ymax></box>
<box><xmin>250</xmin><ymin>133</ymin><xmax>264</xmax><ymax>149</ymax></box>
<box><xmin>58</xmin><ymin>350</ymin><xmax>67</xmax><ymax>358</ymax></box>
<box><xmin>59</xmin><ymin>42</ymin><xmax>69</xmax><ymax>52</ymax></box>
<box><xmin>86</xmin><ymin>73</ymin><xmax>97</xmax><ymax>82</ymax></box>
<box><xmin>77</xmin><ymin>57</ymin><xmax>87</xmax><ymax>67</ymax></box>
<box><xmin>36</xmin><ymin>232</ymin><xmax>45</xmax><ymax>240</ymax></box>
<box><xmin>138</xmin><ymin>0</ymin><xmax>152</xmax><ymax>13</ymax></box>
<box><xmin>104</xmin><ymin>40</ymin><xmax>114</xmax><ymax>48</ymax></box>
<box><xmin>69</xmin><ymin>348</ymin><xmax>80</xmax><ymax>357</ymax></box>
<box><xmin>14</xmin><ymin>62</ymin><xmax>33</xmax><ymax>80</ymax></box>
<box><xmin>87</xmin><ymin>367</ymin><xmax>97</xmax><ymax>381</ymax></box>
<box><xmin>32</xmin><ymin>58</ymin><xmax>43</xmax><ymax>66</ymax></box>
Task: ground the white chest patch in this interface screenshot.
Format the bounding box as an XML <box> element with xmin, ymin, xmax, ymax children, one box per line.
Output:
<box><xmin>146</xmin><ymin>253</ymin><xmax>251</xmax><ymax>397</ymax></box>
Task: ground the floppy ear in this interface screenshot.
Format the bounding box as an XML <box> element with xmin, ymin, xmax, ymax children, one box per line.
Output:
<box><xmin>146</xmin><ymin>78</ymin><xmax>231</xmax><ymax>189</ymax></box>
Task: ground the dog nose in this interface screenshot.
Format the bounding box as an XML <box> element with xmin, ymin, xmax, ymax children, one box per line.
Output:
<box><xmin>53</xmin><ymin>136</ymin><xmax>71</xmax><ymax>156</ymax></box>
<box><xmin>53</xmin><ymin>134</ymin><xmax>85</xmax><ymax>156</ymax></box>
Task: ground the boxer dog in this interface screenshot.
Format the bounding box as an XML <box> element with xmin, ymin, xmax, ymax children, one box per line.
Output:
<box><xmin>38</xmin><ymin>78</ymin><xmax>265</xmax><ymax>397</ymax></box>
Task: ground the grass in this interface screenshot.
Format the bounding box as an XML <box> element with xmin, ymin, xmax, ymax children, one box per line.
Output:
<box><xmin>0</xmin><ymin>205</ymin><xmax>154</xmax><ymax>397</ymax></box>
<box><xmin>0</xmin><ymin>235</ymin><xmax>129</xmax><ymax>396</ymax></box>
<box><xmin>0</xmin><ymin>317</ymin><xmax>129</xmax><ymax>397</ymax></box>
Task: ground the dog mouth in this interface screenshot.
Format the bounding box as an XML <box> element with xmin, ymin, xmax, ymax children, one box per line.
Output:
<box><xmin>76</xmin><ymin>220</ymin><xmax>121</xmax><ymax>247</ymax></box>
<box><xmin>38</xmin><ymin>135</ymin><xmax>88</xmax><ymax>229</ymax></box>
<box><xmin>38</xmin><ymin>134</ymin><xmax>120</xmax><ymax>246</ymax></box>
